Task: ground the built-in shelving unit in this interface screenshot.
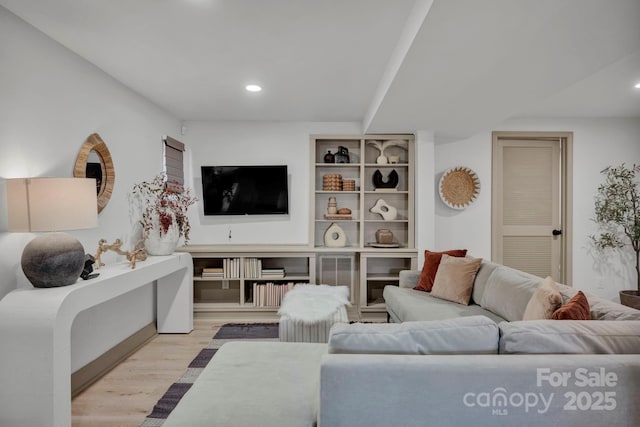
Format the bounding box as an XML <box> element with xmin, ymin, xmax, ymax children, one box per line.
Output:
<box><xmin>310</xmin><ymin>134</ymin><xmax>418</xmax><ymax>320</ymax></box>
<box><xmin>180</xmin><ymin>134</ymin><xmax>418</xmax><ymax>322</ymax></box>
<box><xmin>184</xmin><ymin>245</ymin><xmax>316</xmax><ymax>320</ymax></box>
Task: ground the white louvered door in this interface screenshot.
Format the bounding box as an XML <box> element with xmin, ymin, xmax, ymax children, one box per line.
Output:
<box><xmin>492</xmin><ymin>137</ymin><xmax>563</xmax><ymax>281</ymax></box>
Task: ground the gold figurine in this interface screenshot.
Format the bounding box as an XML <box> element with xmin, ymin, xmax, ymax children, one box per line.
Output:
<box><xmin>95</xmin><ymin>237</ymin><xmax>147</xmax><ymax>269</ymax></box>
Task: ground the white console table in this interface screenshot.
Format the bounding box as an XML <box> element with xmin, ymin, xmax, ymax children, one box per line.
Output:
<box><xmin>0</xmin><ymin>252</ymin><xmax>193</xmax><ymax>427</ymax></box>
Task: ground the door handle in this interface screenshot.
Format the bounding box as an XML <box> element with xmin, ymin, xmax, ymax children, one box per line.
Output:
<box><xmin>552</xmin><ymin>229</ymin><xmax>562</xmax><ymax>236</ymax></box>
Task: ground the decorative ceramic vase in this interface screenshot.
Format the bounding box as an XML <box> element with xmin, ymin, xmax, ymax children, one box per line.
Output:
<box><xmin>369</xmin><ymin>198</ymin><xmax>398</xmax><ymax>221</ymax></box>
<box><xmin>324</xmin><ymin>150</ymin><xmax>335</xmax><ymax>163</ymax></box>
<box><xmin>327</xmin><ymin>197</ymin><xmax>337</xmax><ymax>215</ymax></box>
<box><xmin>375</xmin><ymin>229</ymin><xmax>394</xmax><ymax>244</ymax></box>
<box><xmin>144</xmin><ymin>209</ymin><xmax>180</xmax><ymax>255</ymax></box>
<box><xmin>372</xmin><ymin>169</ymin><xmax>399</xmax><ymax>189</ymax></box>
<box><xmin>376</xmin><ymin>155</ymin><xmax>388</xmax><ymax>164</ymax></box>
<box><xmin>334</xmin><ymin>146</ymin><xmax>350</xmax><ymax>164</ymax></box>
<box><xmin>324</xmin><ymin>223</ymin><xmax>347</xmax><ymax>248</ymax></box>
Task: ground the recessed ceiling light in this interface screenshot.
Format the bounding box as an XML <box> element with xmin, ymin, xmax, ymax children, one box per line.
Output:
<box><xmin>635</xmin><ymin>82</ymin><xmax>640</xmax><ymax>89</ymax></box>
<box><xmin>245</xmin><ymin>84</ymin><xmax>262</xmax><ymax>92</ymax></box>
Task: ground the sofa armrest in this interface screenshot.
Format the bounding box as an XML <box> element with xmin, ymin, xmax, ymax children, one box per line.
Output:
<box><xmin>399</xmin><ymin>269</ymin><xmax>421</xmax><ymax>288</ymax></box>
<box><xmin>320</xmin><ymin>354</ymin><xmax>640</xmax><ymax>427</ymax></box>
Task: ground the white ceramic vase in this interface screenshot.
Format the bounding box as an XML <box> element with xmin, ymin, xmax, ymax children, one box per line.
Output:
<box><xmin>324</xmin><ymin>223</ymin><xmax>347</xmax><ymax>248</ymax></box>
<box><xmin>369</xmin><ymin>198</ymin><xmax>398</xmax><ymax>221</ymax></box>
<box><xmin>144</xmin><ymin>209</ymin><xmax>180</xmax><ymax>255</ymax></box>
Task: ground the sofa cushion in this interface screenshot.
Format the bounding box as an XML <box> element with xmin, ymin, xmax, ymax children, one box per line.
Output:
<box><xmin>383</xmin><ymin>286</ymin><xmax>506</xmax><ymax>324</ymax></box>
<box><xmin>499</xmin><ymin>320</ymin><xmax>640</xmax><ymax>354</ymax></box>
<box><xmin>480</xmin><ymin>266</ymin><xmax>540</xmax><ymax>321</ymax></box>
<box><xmin>552</xmin><ymin>290</ymin><xmax>591</xmax><ymax>320</ymax></box>
<box><xmin>430</xmin><ymin>255</ymin><xmax>482</xmax><ymax>305</ymax></box>
<box><xmin>414</xmin><ymin>249</ymin><xmax>467</xmax><ymax>292</ymax></box>
<box><xmin>328</xmin><ymin>316</ymin><xmax>498</xmax><ymax>355</ymax></box>
<box><xmin>470</xmin><ymin>260</ymin><xmax>501</xmax><ymax>304</ymax></box>
<box><xmin>522</xmin><ymin>276</ymin><xmax>563</xmax><ymax>320</ymax></box>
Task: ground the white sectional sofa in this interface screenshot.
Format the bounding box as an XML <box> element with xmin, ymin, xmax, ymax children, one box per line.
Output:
<box><xmin>163</xmin><ymin>261</ymin><xmax>640</xmax><ymax>426</ymax></box>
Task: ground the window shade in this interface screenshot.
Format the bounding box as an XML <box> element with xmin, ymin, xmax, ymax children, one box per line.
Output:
<box><xmin>164</xmin><ymin>136</ymin><xmax>185</xmax><ymax>189</ymax></box>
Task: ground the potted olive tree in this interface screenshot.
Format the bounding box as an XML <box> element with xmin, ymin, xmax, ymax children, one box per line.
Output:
<box><xmin>591</xmin><ymin>163</ymin><xmax>640</xmax><ymax>309</ymax></box>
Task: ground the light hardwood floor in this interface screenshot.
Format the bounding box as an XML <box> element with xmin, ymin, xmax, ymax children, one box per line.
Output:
<box><xmin>72</xmin><ymin>319</ymin><xmax>225</xmax><ymax>427</ymax></box>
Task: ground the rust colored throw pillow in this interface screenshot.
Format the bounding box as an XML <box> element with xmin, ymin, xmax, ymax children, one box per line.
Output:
<box><xmin>551</xmin><ymin>291</ymin><xmax>592</xmax><ymax>320</ymax></box>
<box><xmin>414</xmin><ymin>249</ymin><xmax>468</xmax><ymax>292</ymax></box>
<box><xmin>430</xmin><ymin>254</ymin><xmax>482</xmax><ymax>305</ymax></box>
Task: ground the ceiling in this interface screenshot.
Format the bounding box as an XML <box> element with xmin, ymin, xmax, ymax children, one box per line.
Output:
<box><xmin>2</xmin><ymin>0</ymin><xmax>639</xmax><ymax>139</ymax></box>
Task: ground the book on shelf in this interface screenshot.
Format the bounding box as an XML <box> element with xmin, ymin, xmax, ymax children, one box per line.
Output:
<box><xmin>260</xmin><ymin>267</ymin><xmax>285</xmax><ymax>279</ymax></box>
<box><xmin>252</xmin><ymin>282</ymin><xmax>302</xmax><ymax>307</ymax></box>
<box><xmin>222</xmin><ymin>258</ymin><xmax>241</xmax><ymax>278</ymax></box>
<box><xmin>244</xmin><ymin>258</ymin><xmax>263</xmax><ymax>279</ymax></box>
<box><xmin>202</xmin><ymin>266</ymin><xmax>224</xmax><ymax>278</ymax></box>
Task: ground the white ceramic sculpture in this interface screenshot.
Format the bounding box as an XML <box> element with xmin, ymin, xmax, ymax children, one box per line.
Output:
<box><xmin>323</xmin><ymin>223</ymin><xmax>347</xmax><ymax>247</ymax></box>
<box><xmin>369</xmin><ymin>198</ymin><xmax>398</xmax><ymax>221</ymax></box>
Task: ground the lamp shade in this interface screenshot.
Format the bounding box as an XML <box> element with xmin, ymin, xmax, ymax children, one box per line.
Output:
<box><xmin>7</xmin><ymin>178</ymin><xmax>98</xmax><ymax>232</ymax></box>
<box><xmin>6</xmin><ymin>177</ymin><xmax>98</xmax><ymax>288</ymax></box>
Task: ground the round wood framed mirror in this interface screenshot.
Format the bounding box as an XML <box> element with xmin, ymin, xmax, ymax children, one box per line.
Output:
<box><xmin>73</xmin><ymin>133</ymin><xmax>115</xmax><ymax>213</ymax></box>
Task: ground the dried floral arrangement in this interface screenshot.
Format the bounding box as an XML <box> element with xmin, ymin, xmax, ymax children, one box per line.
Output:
<box><xmin>130</xmin><ymin>173</ymin><xmax>197</xmax><ymax>243</ymax></box>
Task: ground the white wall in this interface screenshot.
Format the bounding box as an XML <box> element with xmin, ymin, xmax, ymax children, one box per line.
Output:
<box><xmin>435</xmin><ymin>117</ymin><xmax>640</xmax><ymax>301</ymax></box>
<box><xmin>182</xmin><ymin>121</ymin><xmax>361</xmax><ymax>245</ymax></box>
<box><xmin>0</xmin><ymin>7</ymin><xmax>181</xmax><ymax>370</ymax></box>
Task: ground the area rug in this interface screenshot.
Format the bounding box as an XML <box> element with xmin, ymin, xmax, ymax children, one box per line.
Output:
<box><xmin>138</xmin><ymin>323</ymin><xmax>279</xmax><ymax>427</ymax></box>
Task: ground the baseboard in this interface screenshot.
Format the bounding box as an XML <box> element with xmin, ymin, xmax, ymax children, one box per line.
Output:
<box><xmin>71</xmin><ymin>322</ymin><xmax>157</xmax><ymax>397</ymax></box>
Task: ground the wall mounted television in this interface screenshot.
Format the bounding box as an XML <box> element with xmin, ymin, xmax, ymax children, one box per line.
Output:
<box><xmin>201</xmin><ymin>165</ymin><xmax>289</xmax><ymax>215</ymax></box>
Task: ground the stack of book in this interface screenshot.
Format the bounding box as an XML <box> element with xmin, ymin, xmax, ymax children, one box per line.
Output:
<box><xmin>201</xmin><ymin>267</ymin><xmax>224</xmax><ymax>279</ymax></box>
<box><xmin>261</xmin><ymin>267</ymin><xmax>285</xmax><ymax>279</ymax></box>
<box><xmin>253</xmin><ymin>282</ymin><xmax>298</xmax><ymax>307</ymax></box>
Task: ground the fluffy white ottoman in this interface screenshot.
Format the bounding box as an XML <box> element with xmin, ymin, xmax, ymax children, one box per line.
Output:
<box><xmin>278</xmin><ymin>284</ymin><xmax>350</xmax><ymax>343</ymax></box>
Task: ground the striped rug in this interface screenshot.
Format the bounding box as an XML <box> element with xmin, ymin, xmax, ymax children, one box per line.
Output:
<box><xmin>138</xmin><ymin>323</ymin><xmax>279</xmax><ymax>427</ymax></box>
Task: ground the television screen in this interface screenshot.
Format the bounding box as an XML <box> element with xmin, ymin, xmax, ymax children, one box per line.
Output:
<box><xmin>201</xmin><ymin>165</ymin><xmax>289</xmax><ymax>215</ymax></box>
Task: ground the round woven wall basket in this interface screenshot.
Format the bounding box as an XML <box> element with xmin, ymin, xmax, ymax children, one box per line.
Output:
<box><xmin>439</xmin><ymin>167</ymin><xmax>480</xmax><ymax>210</ymax></box>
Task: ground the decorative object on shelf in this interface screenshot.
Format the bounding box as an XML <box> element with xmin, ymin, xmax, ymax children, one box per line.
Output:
<box><xmin>6</xmin><ymin>177</ymin><xmax>98</xmax><ymax>288</ymax></box>
<box><xmin>80</xmin><ymin>254</ymin><xmax>99</xmax><ymax>280</ymax></box>
<box><xmin>334</xmin><ymin>146</ymin><xmax>350</xmax><ymax>163</ymax></box>
<box><xmin>327</xmin><ymin>197</ymin><xmax>337</xmax><ymax>214</ymax></box>
<box><xmin>369</xmin><ymin>198</ymin><xmax>398</xmax><ymax>221</ymax></box>
<box><xmin>372</xmin><ymin>169</ymin><xmax>399</xmax><ymax>190</ymax></box>
<box><xmin>322</xmin><ymin>174</ymin><xmax>343</xmax><ymax>191</ymax></box>
<box><xmin>590</xmin><ymin>163</ymin><xmax>640</xmax><ymax>309</ymax></box>
<box><xmin>438</xmin><ymin>166</ymin><xmax>481</xmax><ymax>210</ymax></box>
<box><xmin>367</xmin><ymin>242</ymin><xmax>400</xmax><ymax>248</ymax></box>
<box><xmin>73</xmin><ymin>133</ymin><xmax>115</xmax><ymax>214</ymax></box>
<box><xmin>325</xmin><ymin>206</ymin><xmax>352</xmax><ymax>220</ymax></box>
<box><xmin>375</xmin><ymin>229</ymin><xmax>394</xmax><ymax>244</ymax></box>
<box><xmin>366</xmin><ymin>139</ymin><xmax>408</xmax><ymax>164</ymax></box>
<box><xmin>324</xmin><ymin>223</ymin><xmax>347</xmax><ymax>247</ymax></box>
<box><xmin>323</xmin><ymin>150</ymin><xmax>335</xmax><ymax>163</ymax></box>
<box><xmin>342</xmin><ymin>179</ymin><xmax>356</xmax><ymax>191</ymax></box>
<box><xmin>129</xmin><ymin>173</ymin><xmax>197</xmax><ymax>256</ymax></box>
<box><xmin>94</xmin><ymin>238</ymin><xmax>148</xmax><ymax>269</ymax></box>
<box><xmin>389</xmin><ymin>155</ymin><xmax>400</xmax><ymax>164</ymax></box>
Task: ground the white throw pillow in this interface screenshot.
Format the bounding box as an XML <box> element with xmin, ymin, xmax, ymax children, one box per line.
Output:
<box><xmin>522</xmin><ymin>276</ymin><xmax>563</xmax><ymax>320</ymax></box>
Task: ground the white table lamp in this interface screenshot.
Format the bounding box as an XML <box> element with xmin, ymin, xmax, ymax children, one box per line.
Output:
<box><xmin>7</xmin><ymin>177</ymin><xmax>98</xmax><ymax>288</ymax></box>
